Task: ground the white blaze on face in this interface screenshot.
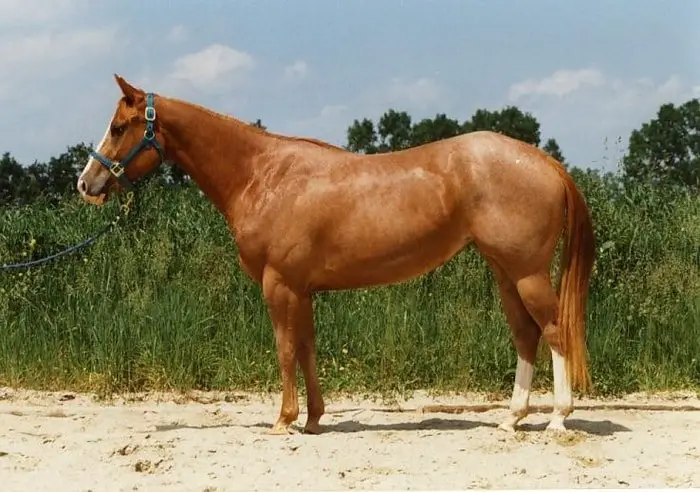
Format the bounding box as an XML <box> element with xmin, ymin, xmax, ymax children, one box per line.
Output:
<box><xmin>77</xmin><ymin>111</ymin><xmax>116</xmax><ymax>197</ymax></box>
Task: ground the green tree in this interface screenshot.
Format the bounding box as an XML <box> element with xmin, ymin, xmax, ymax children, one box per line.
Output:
<box><xmin>346</xmin><ymin>118</ymin><xmax>380</xmax><ymax>154</ymax></box>
<box><xmin>542</xmin><ymin>137</ymin><xmax>567</xmax><ymax>166</ymax></box>
<box><xmin>345</xmin><ymin>106</ymin><xmax>566</xmax><ymax>160</ymax></box>
<box><xmin>19</xmin><ymin>161</ymin><xmax>50</xmax><ymax>203</ymax></box>
<box><xmin>622</xmin><ymin>99</ymin><xmax>700</xmax><ymax>190</ymax></box>
<box><xmin>45</xmin><ymin>143</ymin><xmax>91</xmax><ymax>197</ymax></box>
<box><xmin>0</xmin><ymin>152</ymin><xmax>26</xmax><ymax>205</ymax></box>
<box><xmin>377</xmin><ymin>109</ymin><xmax>413</xmax><ymax>152</ymax></box>
<box><xmin>411</xmin><ymin>113</ymin><xmax>463</xmax><ymax>147</ymax></box>
<box><xmin>462</xmin><ymin>106</ymin><xmax>541</xmax><ymax>147</ymax></box>
<box><xmin>348</xmin><ymin>111</ymin><xmax>462</xmax><ymax>154</ymax></box>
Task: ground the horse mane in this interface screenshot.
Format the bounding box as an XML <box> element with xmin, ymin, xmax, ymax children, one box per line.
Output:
<box><xmin>166</xmin><ymin>96</ymin><xmax>349</xmax><ymax>153</ymax></box>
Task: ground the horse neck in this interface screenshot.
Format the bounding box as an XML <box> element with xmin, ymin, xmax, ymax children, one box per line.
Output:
<box><xmin>158</xmin><ymin>96</ymin><xmax>271</xmax><ymax>215</ymax></box>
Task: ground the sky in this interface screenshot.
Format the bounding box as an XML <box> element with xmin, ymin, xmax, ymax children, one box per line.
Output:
<box><xmin>1</xmin><ymin>0</ymin><xmax>698</xmax><ymax>173</ymax></box>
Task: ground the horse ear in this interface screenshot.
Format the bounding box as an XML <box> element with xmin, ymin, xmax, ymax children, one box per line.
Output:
<box><xmin>114</xmin><ymin>74</ymin><xmax>144</xmax><ymax>105</ymax></box>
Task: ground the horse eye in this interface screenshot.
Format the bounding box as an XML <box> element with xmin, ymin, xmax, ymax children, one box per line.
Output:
<box><xmin>110</xmin><ymin>124</ymin><xmax>126</xmax><ymax>137</ymax></box>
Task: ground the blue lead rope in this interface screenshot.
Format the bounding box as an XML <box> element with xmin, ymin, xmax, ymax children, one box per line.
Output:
<box><xmin>1</xmin><ymin>220</ymin><xmax>116</xmax><ymax>270</ymax></box>
<box><xmin>1</xmin><ymin>191</ymin><xmax>135</xmax><ymax>271</ymax></box>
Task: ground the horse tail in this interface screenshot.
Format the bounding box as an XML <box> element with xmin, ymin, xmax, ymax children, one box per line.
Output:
<box><xmin>551</xmin><ymin>159</ymin><xmax>596</xmax><ymax>392</ymax></box>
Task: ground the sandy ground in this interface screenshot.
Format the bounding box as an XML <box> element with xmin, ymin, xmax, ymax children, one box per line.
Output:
<box><xmin>1</xmin><ymin>388</ymin><xmax>699</xmax><ymax>491</ymax></box>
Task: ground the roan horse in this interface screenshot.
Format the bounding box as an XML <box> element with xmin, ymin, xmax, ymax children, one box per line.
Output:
<box><xmin>77</xmin><ymin>75</ymin><xmax>595</xmax><ymax>435</ymax></box>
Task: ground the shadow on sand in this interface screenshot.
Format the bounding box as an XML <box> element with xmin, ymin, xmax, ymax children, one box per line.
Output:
<box><xmin>517</xmin><ymin>418</ymin><xmax>631</xmax><ymax>436</ymax></box>
<box><xmin>248</xmin><ymin>415</ymin><xmax>631</xmax><ymax>436</ymax></box>
<box><xmin>255</xmin><ymin>417</ymin><xmax>498</xmax><ymax>434</ymax></box>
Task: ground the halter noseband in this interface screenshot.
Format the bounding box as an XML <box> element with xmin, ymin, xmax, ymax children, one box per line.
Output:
<box><xmin>88</xmin><ymin>92</ymin><xmax>166</xmax><ymax>190</ymax></box>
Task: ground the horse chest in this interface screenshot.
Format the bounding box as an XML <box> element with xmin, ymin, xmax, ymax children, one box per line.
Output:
<box><xmin>232</xmin><ymin>220</ymin><xmax>273</xmax><ymax>280</ymax></box>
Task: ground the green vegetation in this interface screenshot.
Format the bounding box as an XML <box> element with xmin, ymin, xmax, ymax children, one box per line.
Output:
<box><xmin>1</xmin><ymin>101</ymin><xmax>699</xmax><ymax>398</ymax></box>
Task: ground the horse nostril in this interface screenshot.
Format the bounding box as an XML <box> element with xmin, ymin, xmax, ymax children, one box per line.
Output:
<box><xmin>77</xmin><ymin>178</ymin><xmax>87</xmax><ymax>194</ymax></box>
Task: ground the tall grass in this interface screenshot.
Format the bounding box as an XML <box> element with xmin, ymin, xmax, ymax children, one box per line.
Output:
<box><xmin>1</xmin><ymin>171</ymin><xmax>699</xmax><ymax>397</ymax></box>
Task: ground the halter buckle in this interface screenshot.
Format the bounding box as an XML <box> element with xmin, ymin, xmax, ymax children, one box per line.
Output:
<box><xmin>110</xmin><ymin>162</ymin><xmax>125</xmax><ymax>177</ymax></box>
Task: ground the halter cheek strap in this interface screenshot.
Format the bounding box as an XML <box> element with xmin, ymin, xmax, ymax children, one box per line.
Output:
<box><xmin>88</xmin><ymin>93</ymin><xmax>166</xmax><ymax>190</ymax></box>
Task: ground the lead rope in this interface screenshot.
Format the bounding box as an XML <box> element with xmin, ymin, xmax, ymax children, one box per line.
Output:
<box><xmin>0</xmin><ymin>191</ymin><xmax>135</xmax><ymax>271</ymax></box>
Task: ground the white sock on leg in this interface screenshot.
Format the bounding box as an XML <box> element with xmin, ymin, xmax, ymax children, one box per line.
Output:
<box><xmin>547</xmin><ymin>348</ymin><xmax>573</xmax><ymax>431</ymax></box>
<box><xmin>498</xmin><ymin>354</ymin><xmax>533</xmax><ymax>432</ymax></box>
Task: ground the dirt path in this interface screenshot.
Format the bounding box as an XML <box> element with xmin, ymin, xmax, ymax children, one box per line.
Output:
<box><xmin>1</xmin><ymin>388</ymin><xmax>699</xmax><ymax>490</ymax></box>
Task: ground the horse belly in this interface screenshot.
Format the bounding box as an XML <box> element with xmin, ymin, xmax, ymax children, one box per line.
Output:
<box><xmin>313</xmin><ymin>197</ymin><xmax>470</xmax><ymax>289</ymax></box>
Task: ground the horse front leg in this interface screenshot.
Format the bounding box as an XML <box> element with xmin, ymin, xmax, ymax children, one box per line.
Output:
<box><xmin>295</xmin><ymin>294</ymin><xmax>325</xmax><ymax>434</ymax></box>
<box><xmin>263</xmin><ymin>268</ymin><xmax>301</xmax><ymax>435</ymax></box>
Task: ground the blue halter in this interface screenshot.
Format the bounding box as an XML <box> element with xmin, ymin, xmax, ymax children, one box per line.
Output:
<box><xmin>88</xmin><ymin>93</ymin><xmax>166</xmax><ymax>190</ymax></box>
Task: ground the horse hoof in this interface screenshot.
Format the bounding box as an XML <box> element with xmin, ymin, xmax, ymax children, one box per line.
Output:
<box><xmin>267</xmin><ymin>423</ymin><xmax>295</xmax><ymax>435</ymax></box>
<box><xmin>498</xmin><ymin>422</ymin><xmax>516</xmax><ymax>433</ymax></box>
<box><xmin>545</xmin><ymin>419</ymin><xmax>567</xmax><ymax>432</ymax></box>
<box><xmin>303</xmin><ymin>421</ymin><xmax>323</xmax><ymax>435</ymax></box>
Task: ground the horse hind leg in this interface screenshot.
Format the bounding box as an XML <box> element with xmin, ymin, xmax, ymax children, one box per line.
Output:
<box><xmin>515</xmin><ymin>273</ymin><xmax>573</xmax><ymax>431</ymax></box>
<box><xmin>489</xmin><ymin>261</ymin><xmax>542</xmax><ymax>432</ymax></box>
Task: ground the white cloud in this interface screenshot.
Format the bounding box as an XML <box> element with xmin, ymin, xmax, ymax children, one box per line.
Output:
<box><xmin>294</xmin><ymin>76</ymin><xmax>447</xmax><ymax>147</ymax></box>
<box><xmin>166</xmin><ymin>44</ymin><xmax>255</xmax><ymax>92</ymax></box>
<box><xmin>284</xmin><ymin>103</ymin><xmax>348</xmax><ymax>145</ymax></box>
<box><xmin>0</xmin><ymin>28</ymin><xmax>116</xmax><ymax>70</ymax></box>
<box><xmin>319</xmin><ymin>104</ymin><xmax>347</xmax><ymax>118</ymax></box>
<box><xmin>0</xmin><ymin>27</ymin><xmax>117</xmax><ymax>100</ymax></box>
<box><xmin>602</xmin><ymin>74</ymin><xmax>696</xmax><ymax>116</ymax></box>
<box><xmin>657</xmin><ymin>74</ymin><xmax>684</xmax><ymax>97</ymax></box>
<box><xmin>505</xmin><ymin>71</ymin><xmax>699</xmax><ymax>172</ymax></box>
<box><xmin>386</xmin><ymin>77</ymin><xmax>443</xmax><ymax>108</ymax></box>
<box><xmin>508</xmin><ymin>68</ymin><xmax>605</xmax><ymax>101</ymax></box>
<box><xmin>167</xmin><ymin>25</ymin><xmax>187</xmax><ymax>43</ymax></box>
<box><xmin>0</xmin><ymin>0</ymin><xmax>85</xmax><ymax>26</ymax></box>
<box><xmin>512</xmin><ymin>70</ymin><xmax>696</xmax><ymax>117</ymax></box>
<box><xmin>284</xmin><ymin>60</ymin><xmax>308</xmax><ymax>81</ymax></box>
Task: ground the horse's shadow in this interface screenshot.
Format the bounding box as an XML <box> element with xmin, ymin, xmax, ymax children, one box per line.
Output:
<box><xmin>315</xmin><ymin>417</ymin><xmax>495</xmax><ymax>433</ymax></box>
<box><xmin>148</xmin><ymin>404</ymin><xmax>631</xmax><ymax>437</ymax></box>
<box><xmin>248</xmin><ymin>416</ymin><xmax>631</xmax><ymax>436</ymax></box>
<box><xmin>517</xmin><ymin>418</ymin><xmax>630</xmax><ymax>436</ymax></box>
